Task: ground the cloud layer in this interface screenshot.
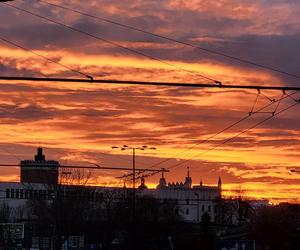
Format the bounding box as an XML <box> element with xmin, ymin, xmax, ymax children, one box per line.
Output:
<box><xmin>0</xmin><ymin>0</ymin><xmax>299</xmax><ymax>202</ymax></box>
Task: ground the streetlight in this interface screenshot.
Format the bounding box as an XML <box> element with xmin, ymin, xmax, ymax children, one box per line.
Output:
<box><xmin>111</xmin><ymin>145</ymin><xmax>156</xmax><ymax>249</ymax></box>
<box><xmin>111</xmin><ymin>145</ymin><xmax>156</xmax><ymax>189</ymax></box>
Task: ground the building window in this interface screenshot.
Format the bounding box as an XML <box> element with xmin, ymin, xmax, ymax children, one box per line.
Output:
<box><xmin>25</xmin><ymin>190</ymin><xmax>29</xmax><ymax>199</ymax></box>
<box><xmin>186</xmin><ymin>199</ymin><xmax>190</xmax><ymax>205</ymax></box>
<box><xmin>42</xmin><ymin>190</ymin><xmax>47</xmax><ymax>200</ymax></box>
<box><xmin>10</xmin><ymin>189</ymin><xmax>15</xmax><ymax>199</ymax></box>
<box><xmin>47</xmin><ymin>190</ymin><xmax>53</xmax><ymax>200</ymax></box>
<box><xmin>16</xmin><ymin>189</ymin><xmax>20</xmax><ymax>199</ymax></box>
<box><xmin>186</xmin><ymin>209</ymin><xmax>189</xmax><ymax>215</ymax></box>
<box><xmin>39</xmin><ymin>190</ymin><xmax>44</xmax><ymax>199</ymax></box>
<box><xmin>20</xmin><ymin>189</ymin><xmax>24</xmax><ymax>199</ymax></box>
<box><xmin>202</xmin><ymin>205</ymin><xmax>205</xmax><ymax>212</ymax></box>
<box><xmin>29</xmin><ymin>190</ymin><xmax>33</xmax><ymax>199</ymax></box>
<box><xmin>208</xmin><ymin>205</ymin><xmax>211</xmax><ymax>212</ymax></box>
<box><xmin>5</xmin><ymin>189</ymin><xmax>9</xmax><ymax>198</ymax></box>
<box><xmin>33</xmin><ymin>190</ymin><xmax>38</xmax><ymax>199</ymax></box>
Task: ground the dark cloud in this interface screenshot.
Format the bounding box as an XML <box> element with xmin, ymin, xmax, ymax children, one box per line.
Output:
<box><xmin>0</xmin><ymin>0</ymin><xmax>299</xmax><ymax>201</ymax></box>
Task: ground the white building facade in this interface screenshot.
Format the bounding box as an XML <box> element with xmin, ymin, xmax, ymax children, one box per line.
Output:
<box><xmin>0</xmin><ymin>148</ymin><xmax>222</xmax><ymax>223</ymax></box>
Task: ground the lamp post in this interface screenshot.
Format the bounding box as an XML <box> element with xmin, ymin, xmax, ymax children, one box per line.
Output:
<box><xmin>111</xmin><ymin>145</ymin><xmax>156</xmax><ymax>190</ymax></box>
<box><xmin>112</xmin><ymin>145</ymin><xmax>156</xmax><ymax>249</ymax></box>
<box><xmin>111</xmin><ymin>145</ymin><xmax>156</xmax><ymax>208</ymax></box>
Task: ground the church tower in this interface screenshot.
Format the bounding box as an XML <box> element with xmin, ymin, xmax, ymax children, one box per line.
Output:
<box><xmin>218</xmin><ymin>176</ymin><xmax>222</xmax><ymax>189</ymax></box>
<box><xmin>157</xmin><ymin>172</ymin><xmax>167</xmax><ymax>189</ymax></box>
<box><xmin>184</xmin><ymin>167</ymin><xmax>192</xmax><ymax>188</ymax></box>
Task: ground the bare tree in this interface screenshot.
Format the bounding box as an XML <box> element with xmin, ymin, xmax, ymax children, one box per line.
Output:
<box><xmin>26</xmin><ymin>169</ymin><xmax>93</xmax><ymax>250</ymax></box>
<box><xmin>0</xmin><ymin>202</ymin><xmax>12</xmax><ymax>223</ymax></box>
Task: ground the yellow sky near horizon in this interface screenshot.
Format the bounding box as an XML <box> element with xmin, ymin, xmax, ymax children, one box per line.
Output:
<box><xmin>0</xmin><ymin>0</ymin><xmax>299</xmax><ymax>203</ymax></box>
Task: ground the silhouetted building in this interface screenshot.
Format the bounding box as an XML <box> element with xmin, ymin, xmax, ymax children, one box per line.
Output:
<box><xmin>20</xmin><ymin>147</ymin><xmax>59</xmax><ymax>185</ymax></box>
<box><xmin>2</xmin><ymin>148</ymin><xmax>222</xmax><ymax>223</ymax></box>
<box><xmin>138</xmin><ymin>177</ymin><xmax>148</xmax><ymax>190</ymax></box>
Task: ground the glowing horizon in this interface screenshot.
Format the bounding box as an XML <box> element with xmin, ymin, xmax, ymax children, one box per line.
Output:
<box><xmin>0</xmin><ymin>0</ymin><xmax>299</xmax><ymax>203</ymax></box>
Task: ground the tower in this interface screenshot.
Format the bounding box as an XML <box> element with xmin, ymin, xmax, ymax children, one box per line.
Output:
<box><xmin>184</xmin><ymin>167</ymin><xmax>192</xmax><ymax>188</ymax></box>
<box><xmin>20</xmin><ymin>147</ymin><xmax>59</xmax><ymax>185</ymax></box>
<box><xmin>218</xmin><ymin>176</ymin><xmax>222</xmax><ymax>189</ymax></box>
<box><xmin>138</xmin><ymin>177</ymin><xmax>148</xmax><ymax>190</ymax></box>
<box><xmin>157</xmin><ymin>172</ymin><xmax>167</xmax><ymax>189</ymax></box>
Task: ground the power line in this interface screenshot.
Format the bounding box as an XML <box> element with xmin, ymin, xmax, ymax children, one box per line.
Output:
<box><xmin>37</xmin><ymin>0</ymin><xmax>300</xmax><ymax>80</ymax></box>
<box><xmin>0</xmin><ymin>163</ymin><xmax>168</xmax><ymax>172</ymax></box>
<box><xmin>43</xmin><ymin>145</ymin><xmax>145</xmax><ymax>166</ymax></box>
<box><xmin>129</xmin><ymin>95</ymin><xmax>300</xmax><ymax>181</ymax></box>
<box><xmin>147</xmin><ymin>91</ymin><xmax>297</xmax><ymax>169</ymax></box>
<box><xmin>167</xmin><ymin>99</ymin><xmax>300</xmax><ymax>172</ymax></box>
<box><xmin>2</xmin><ymin>2</ymin><xmax>221</xmax><ymax>84</ymax></box>
<box><xmin>0</xmin><ymin>76</ymin><xmax>300</xmax><ymax>91</ymax></box>
<box><xmin>0</xmin><ymin>34</ymin><xmax>93</xmax><ymax>79</ymax></box>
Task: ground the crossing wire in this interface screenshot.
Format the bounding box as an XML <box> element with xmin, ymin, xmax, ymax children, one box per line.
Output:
<box><xmin>165</xmin><ymin>99</ymin><xmax>300</xmax><ymax>172</ymax></box>
<box><xmin>130</xmin><ymin>92</ymin><xmax>300</xmax><ymax>181</ymax></box>
<box><xmin>2</xmin><ymin>2</ymin><xmax>221</xmax><ymax>85</ymax></box>
<box><xmin>0</xmin><ymin>35</ymin><xmax>93</xmax><ymax>79</ymax></box>
<box><xmin>145</xmin><ymin>91</ymin><xmax>298</xmax><ymax>170</ymax></box>
<box><xmin>37</xmin><ymin>0</ymin><xmax>300</xmax><ymax>80</ymax></box>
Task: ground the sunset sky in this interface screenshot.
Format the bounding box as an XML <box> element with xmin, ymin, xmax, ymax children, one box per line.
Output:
<box><xmin>0</xmin><ymin>0</ymin><xmax>299</xmax><ymax>203</ymax></box>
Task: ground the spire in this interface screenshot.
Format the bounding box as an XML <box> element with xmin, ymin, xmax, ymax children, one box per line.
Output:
<box><xmin>184</xmin><ymin>166</ymin><xmax>192</xmax><ymax>189</ymax></box>
<box><xmin>200</xmin><ymin>180</ymin><xmax>203</xmax><ymax>186</ymax></box>
<box><xmin>157</xmin><ymin>172</ymin><xmax>167</xmax><ymax>189</ymax></box>
<box><xmin>218</xmin><ymin>176</ymin><xmax>222</xmax><ymax>189</ymax></box>
<box><xmin>138</xmin><ymin>177</ymin><xmax>147</xmax><ymax>189</ymax></box>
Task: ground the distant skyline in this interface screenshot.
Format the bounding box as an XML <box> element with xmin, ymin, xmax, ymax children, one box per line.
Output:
<box><xmin>0</xmin><ymin>0</ymin><xmax>299</xmax><ymax>203</ymax></box>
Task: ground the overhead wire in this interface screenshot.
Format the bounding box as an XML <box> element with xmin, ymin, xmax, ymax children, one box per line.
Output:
<box><xmin>1</xmin><ymin>1</ymin><xmax>299</xmax><ymax>181</ymax></box>
<box><xmin>0</xmin><ymin>35</ymin><xmax>93</xmax><ymax>79</ymax></box>
<box><xmin>145</xmin><ymin>90</ymin><xmax>298</xmax><ymax>170</ymax></box>
<box><xmin>130</xmin><ymin>91</ymin><xmax>300</xmax><ymax>181</ymax></box>
<box><xmin>36</xmin><ymin>0</ymin><xmax>300</xmax><ymax>80</ymax></box>
<box><xmin>2</xmin><ymin>2</ymin><xmax>221</xmax><ymax>84</ymax></box>
<box><xmin>166</xmin><ymin>98</ymin><xmax>300</xmax><ymax>172</ymax></box>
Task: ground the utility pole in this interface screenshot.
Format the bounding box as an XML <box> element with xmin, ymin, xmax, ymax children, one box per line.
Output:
<box><xmin>112</xmin><ymin>145</ymin><xmax>156</xmax><ymax>208</ymax></box>
<box><xmin>112</xmin><ymin>145</ymin><xmax>156</xmax><ymax>249</ymax></box>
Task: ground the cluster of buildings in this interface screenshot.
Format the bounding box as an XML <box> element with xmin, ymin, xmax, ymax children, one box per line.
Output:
<box><xmin>0</xmin><ymin>148</ymin><xmax>265</xmax><ymax>249</ymax></box>
<box><xmin>1</xmin><ymin>148</ymin><xmax>222</xmax><ymax>223</ymax></box>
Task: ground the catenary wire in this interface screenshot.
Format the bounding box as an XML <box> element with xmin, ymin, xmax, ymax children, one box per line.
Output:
<box><xmin>37</xmin><ymin>0</ymin><xmax>300</xmax><ymax>80</ymax></box>
<box><xmin>0</xmin><ymin>35</ymin><xmax>92</xmax><ymax>79</ymax></box>
<box><xmin>166</xmin><ymin>100</ymin><xmax>300</xmax><ymax>172</ymax></box>
<box><xmin>130</xmin><ymin>94</ymin><xmax>300</xmax><ymax>181</ymax></box>
<box><xmin>2</xmin><ymin>2</ymin><xmax>299</xmax><ymax>179</ymax></box>
<box><xmin>146</xmin><ymin>91</ymin><xmax>298</xmax><ymax>170</ymax></box>
<box><xmin>2</xmin><ymin>2</ymin><xmax>221</xmax><ymax>84</ymax></box>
